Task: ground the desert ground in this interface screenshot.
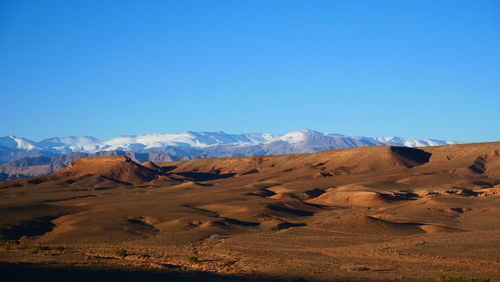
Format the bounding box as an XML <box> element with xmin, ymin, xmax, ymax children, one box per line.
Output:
<box><xmin>0</xmin><ymin>143</ymin><xmax>499</xmax><ymax>281</ymax></box>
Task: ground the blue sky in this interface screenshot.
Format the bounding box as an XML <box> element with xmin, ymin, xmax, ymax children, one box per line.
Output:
<box><xmin>1</xmin><ymin>0</ymin><xmax>499</xmax><ymax>142</ymax></box>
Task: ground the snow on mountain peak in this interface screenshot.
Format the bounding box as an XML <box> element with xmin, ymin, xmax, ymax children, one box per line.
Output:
<box><xmin>101</xmin><ymin>131</ymin><xmax>267</xmax><ymax>151</ymax></box>
<box><xmin>0</xmin><ymin>130</ymin><xmax>461</xmax><ymax>157</ymax></box>
<box><xmin>278</xmin><ymin>129</ymin><xmax>324</xmax><ymax>143</ymax></box>
<box><xmin>242</xmin><ymin>133</ymin><xmax>278</xmax><ymax>144</ymax></box>
<box><xmin>0</xmin><ymin>136</ymin><xmax>39</xmax><ymax>151</ymax></box>
<box><xmin>373</xmin><ymin>136</ymin><xmax>458</xmax><ymax>147</ymax></box>
<box><xmin>38</xmin><ymin>136</ymin><xmax>103</xmax><ymax>154</ymax></box>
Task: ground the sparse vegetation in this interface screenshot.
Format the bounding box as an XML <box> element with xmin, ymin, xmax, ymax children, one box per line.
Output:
<box><xmin>0</xmin><ymin>143</ymin><xmax>499</xmax><ymax>281</ymax></box>
<box><xmin>115</xmin><ymin>248</ymin><xmax>128</xmax><ymax>258</ymax></box>
<box><xmin>25</xmin><ymin>244</ymin><xmax>66</xmax><ymax>251</ymax></box>
<box><xmin>2</xmin><ymin>241</ymin><xmax>13</xmax><ymax>250</ymax></box>
<box><xmin>437</xmin><ymin>275</ymin><xmax>490</xmax><ymax>282</ymax></box>
<box><xmin>185</xmin><ymin>255</ymin><xmax>198</xmax><ymax>263</ymax></box>
<box><xmin>52</xmin><ymin>245</ymin><xmax>65</xmax><ymax>251</ymax></box>
<box><xmin>28</xmin><ymin>245</ymin><xmax>51</xmax><ymax>250</ymax></box>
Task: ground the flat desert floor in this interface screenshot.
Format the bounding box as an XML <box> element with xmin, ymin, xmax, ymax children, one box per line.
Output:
<box><xmin>1</xmin><ymin>143</ymin><xmax>499</xmax><ymax>281</ymax></box>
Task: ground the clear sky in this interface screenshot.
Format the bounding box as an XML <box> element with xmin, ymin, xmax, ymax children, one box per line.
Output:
<box><xmin>0</xmin><ymin>0</ymin><xmax>499</xmax><ymax>142</ymax></box>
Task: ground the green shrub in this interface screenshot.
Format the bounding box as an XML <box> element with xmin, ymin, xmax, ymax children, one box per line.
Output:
<box><xmin>28</xmin><ymin>245</ymin><xmax>50</xmax><ymax>250</ymax></box>
<box><xmin>115</xmin><ymin>248</ymin><xmax>127</xmax><ymax>258</ymax></box>
<box><xmin>185</xmin><ymin>255</ymin><xmax>198</xmax><ymax>263</ymax></box>
<box><xmin>52</xmin><ymin>245</ymin><xmax>65</xmax><ymax>251</ymax></box>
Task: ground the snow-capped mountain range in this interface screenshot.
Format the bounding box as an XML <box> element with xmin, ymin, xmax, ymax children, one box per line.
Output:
<box><xmin>0</xmin><ymin>130</ymin><xmax>459</xmax><ymax>180</ymax></box>
<box><xmin>0</xmin><ymin>130</ymin><xmax>456</xmax><ymax>157</ymax></box>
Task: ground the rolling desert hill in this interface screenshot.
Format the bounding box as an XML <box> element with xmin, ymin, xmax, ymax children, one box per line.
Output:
<box><xmin>0</xmin><ymin>142</ymin><xmax>499</xmax><ymax>281</ymax></box>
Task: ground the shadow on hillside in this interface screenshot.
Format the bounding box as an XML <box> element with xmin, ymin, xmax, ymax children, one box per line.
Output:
<box><xmin>0</xmin><ymin>262</ymin><xmax>271</xmax><ymax>282</ymax></box>
<box><xmin>0</xmin><ymin>216</ymin><xmax>57</xmax><ymax>241</ymax></box>
<box><xmin>389</xmin><ymin>146</ymin><xmax>432</xmax><ymax>168</ymax></box>
<box><xmin>175</xmin><ymin>171</ymin><xmax>236</xmax><ymax>181</ymax></box>
<box><xmin>160</xmin><ymin>165</ymin><xmax>177</xmax><ymax>172</ymax></box>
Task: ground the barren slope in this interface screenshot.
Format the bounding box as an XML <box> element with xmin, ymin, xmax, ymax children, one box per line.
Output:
<box><xmin>0</xmin><ymin>143</ymin><xmax>499</xmax><ymax>281</ymax></box>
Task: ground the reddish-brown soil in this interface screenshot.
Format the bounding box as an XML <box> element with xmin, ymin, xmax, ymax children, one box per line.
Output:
<box><xmin>1</xmin><ymin>143</ymin><xmax>499</xmax><ymax>281</ymax></box>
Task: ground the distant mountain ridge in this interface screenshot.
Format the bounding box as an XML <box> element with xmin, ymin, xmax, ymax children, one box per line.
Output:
<box><xmin>0</xmin><ymin>129</ymin><xmax>458</xmax><ymax>180</ymax></box>
<box><xmin>1</xmin><ymin>130</ymin><xmax>456</xmax><ymax>154</ymax></box>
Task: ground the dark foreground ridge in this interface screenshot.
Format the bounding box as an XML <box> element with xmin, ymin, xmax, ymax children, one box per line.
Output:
<box><xmin>0</xmin><ymin>262</ymin><xmax>273</xmax><ymax>282</ymax></box>
<box><xmin>1</xmin><ymin>262</ymin><xmax>392</xmax><ymax>282</ymax></box>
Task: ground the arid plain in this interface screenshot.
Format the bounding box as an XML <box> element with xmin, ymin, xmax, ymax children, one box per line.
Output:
<box><xmin>1</xmin><ymin>142</ymin><xmax>499</xmax><ymax>281</ymax></box>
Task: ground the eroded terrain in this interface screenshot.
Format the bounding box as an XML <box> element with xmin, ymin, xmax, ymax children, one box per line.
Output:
<box><xmin>1</xmin><ymin>143</ymin><xmax>499</xmax><ymax>281</ymax></box>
